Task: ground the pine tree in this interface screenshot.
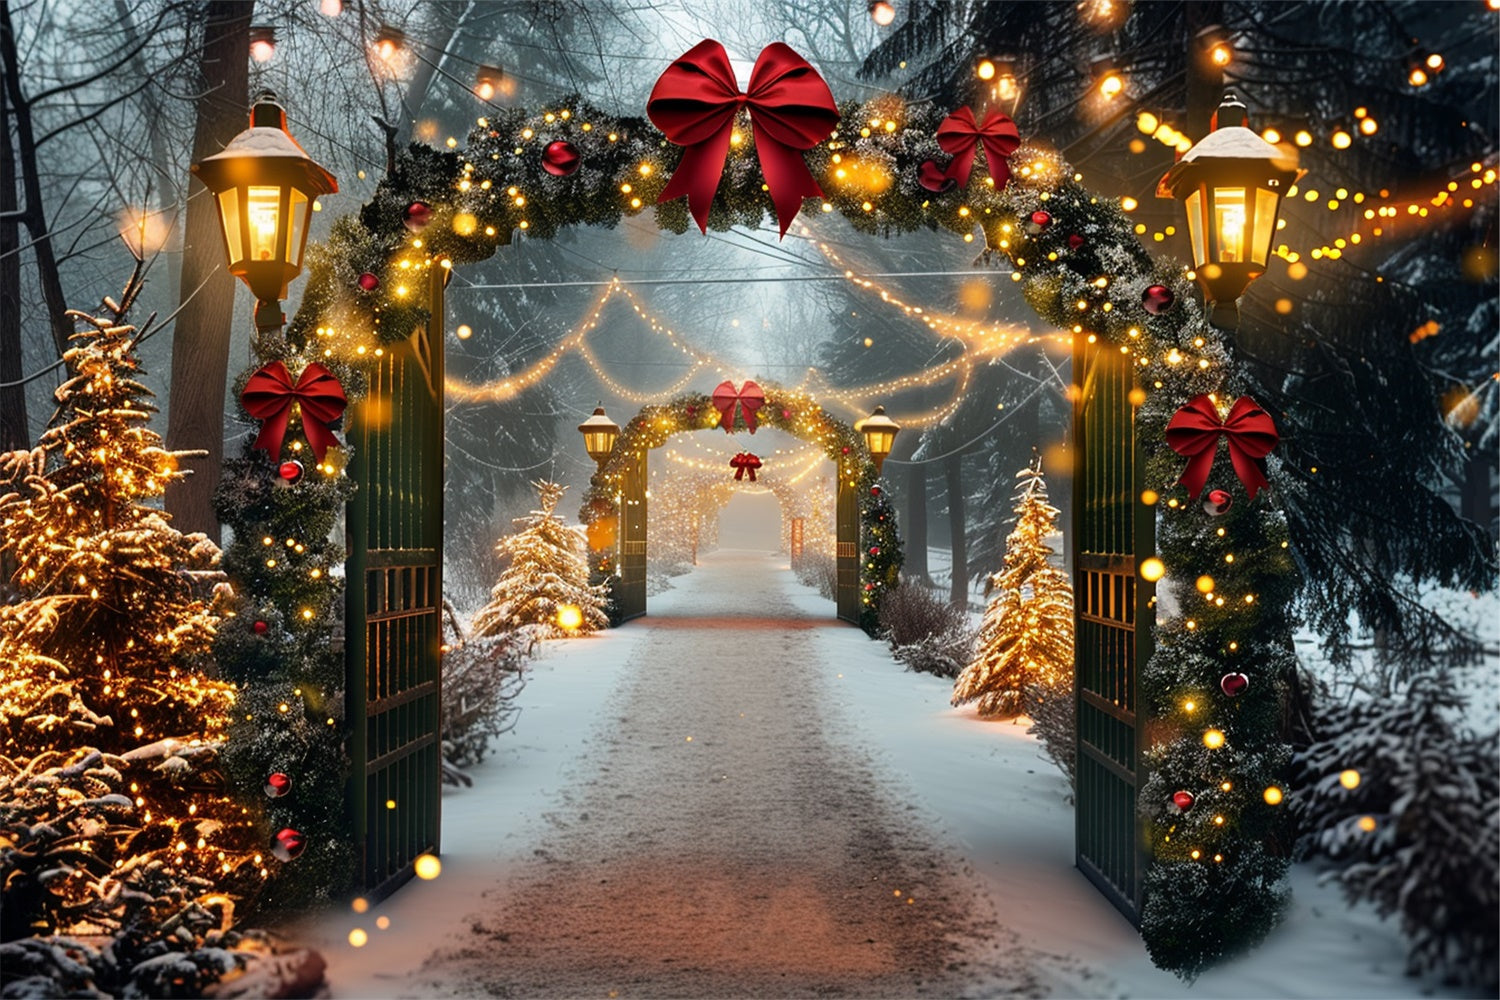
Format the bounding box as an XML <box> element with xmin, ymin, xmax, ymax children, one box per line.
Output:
<box><xmin>472</xmin><ymin>480</ymin><xmax>608</xmax><ymax>638</ymax></box>
<box><xmin>0</xmin><ymin>274</ymin><xmax>230</xmax><ymax>758</ymax></box>
<box><xmin>952</xmin><ymin>455</ymin><xmax>1073</xmax><ymax>718</ymax></box>
<box><xmin>0</xmin><ymin>271</ymin><xmax>263</xmax><ymax>957</ymax></box>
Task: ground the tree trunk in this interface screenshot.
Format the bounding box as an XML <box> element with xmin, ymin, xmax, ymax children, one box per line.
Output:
<box><xmin>0</xmin><ymin>2</ymin><xmax>72</xmax><ymax>358</ymax></box>
<box><xmin>163</xmin><ymin>1</ymin><xmax>252</xmax><ymax>542</ymax></box>
<box><xmin>945</xmin><ymin>451</ymin><xmax>968</xmax><ymax>607</ymax></box>
<box><xmin>1</xmin><ymin>77</ymin><xmax>27</xmax><ymax>451</ymax></box>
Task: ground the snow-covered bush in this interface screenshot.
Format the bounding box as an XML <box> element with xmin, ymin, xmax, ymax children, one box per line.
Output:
<box><xmin>879</xmin><ymin>580</ymin><xmax>974</xmax><ymax>679</ymax></box>
<box><xmin>1026</xmin><ymin>678</ymin><xmax>1076</xmax><ymax>789</ymax></box>
<box><xmin>440</xmin><ymin>616</ymin><xmax>534</xmax><ymax>772</ymax></box>
<box><xmin>795</xmin><ymin>552</ymin><xmax>838</xmax><ymax>600</ymax></box>
<box><xmin>1290</xmin><ymin>672</ymin><xmax>1499</xmax><ymax>990</ymax></box>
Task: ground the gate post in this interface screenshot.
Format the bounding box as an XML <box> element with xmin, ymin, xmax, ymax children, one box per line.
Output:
<box><xmin>617</xmin><ymin>448</ymin><xmax>648</xmax><ymax>620</ymax></box>
<box><xmin>344</xmin><ymin>268</ymin><xmax>445</xmax><ymax>899</ymax></box>
<box><xmin>835</xmin><ymin>479</ymin><xmax>859</xmax><ymax>624</ymax></box>
<box><xmin>1072</xmin><ymin>339</ymin><xmax>1154</xmax><ymax>923</ymax></box>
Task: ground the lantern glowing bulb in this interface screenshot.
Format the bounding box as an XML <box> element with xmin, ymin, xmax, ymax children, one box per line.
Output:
<box><xmin>869</xmin><ymin>0</ymin><xmax>896</xmax><ymax>26</ymax></box>
<box><xmin>556</xmin><ymin>604</ymin><xmax>584</xmax><ymax>631</ymax></box>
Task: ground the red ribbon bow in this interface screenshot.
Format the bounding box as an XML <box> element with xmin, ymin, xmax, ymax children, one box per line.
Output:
<box><xmin>712</xmin><ymin>380</ymin><xmax>765</xmax><ymax>434</ymax></box>
<box><xmin>241</xmin><ymin>361</ymin><xmax>347</xmax><ymax>463</ymax></box>
<box><xmin>1165</xmin><ymin>394</ymin><xmax>1278</xmax><ymax>500</ymax></box>
<box><xmin>648</xmin><ymin>40</ymin><xmax>839</xmax><ymax>238</ymax></box>
<box><xmin>935</xmin><ymin>106</ymin><xmax>1021</xmax><ymax>190</ymax></box>
<box><xmin>731</xmin><ymin>452</ymin><xmax>762</xmax><ymax>481</ymax></box>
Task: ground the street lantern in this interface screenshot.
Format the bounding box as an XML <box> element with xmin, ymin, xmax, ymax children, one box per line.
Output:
<box><xmin>1157</xmin><ymin>93</ymin><xmax>1303</xmax><ymax>329</ymax></box>
<box><xmin>578</xmin><ymin>404</ymin><xmax>620</xmax><ymax>468</ymax></box>
<box><xmin>191</xmin><ymin>91</ymin><xmax>337</xmax><ymax>332</ymax></box>
<box><xmin>856</xmin><ymin>405</ymin><xmax>900</xmax><ymax>474</ymax></box>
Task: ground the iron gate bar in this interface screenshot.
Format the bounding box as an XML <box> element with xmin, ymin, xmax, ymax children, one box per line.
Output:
<box><xmin>617</xmin><ymin>449</ymin><xmax>648</xmax><ymax>621</ymax></box>
<box><xmin>1072</xmin><ymin>337</ymin><xmax>1154</xmax><ymax>925</ymax></box>
<box><xmin>345</xmin><ymin>269</ymin><xmax>445</xmax><ymax>900</ymax></box>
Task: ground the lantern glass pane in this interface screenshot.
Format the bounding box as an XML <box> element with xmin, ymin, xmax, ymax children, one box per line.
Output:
<box><xmin>866</xmin><ymin>429</ymin><xmax>894</xmax><ymax>456</ymax></box>
<box><xmin>247</xmin><ymin>185</ymin><xmax>282</xmax><ymax>263</ymax></box>
<box><xmin>1184</xmin><ymin>189</ymin><xmax>1206</xmax><ymax>267</ymax></box>
<box><xmin>217</xmin><ymin>187</ymin><xmax>243</xmax><ymax>265</ymax></box>
<box><xmin>1252</xmin><ymin>186</ymin><xmax>1279</xmax><ymax>266</ymax></box>
<box><xmin>1211</xmin><ymin>186</ymin><xmax>1247</xmax><ymax>263</ymax></box>
<box><xmin>286</xmin><ymin>188</ymin><xmax>309</xmax><ymax>267</ymax></box>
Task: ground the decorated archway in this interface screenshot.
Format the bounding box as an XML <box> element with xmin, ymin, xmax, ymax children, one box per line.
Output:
<box><xmin>580</xmin><ymin>386</ymin><xmax>900</xmax><ymax>630</ymax></box>
<box><xmin>217</xmin><ymin>40</ymin><xmax>1297</xmax><ymax>975</ymax></box>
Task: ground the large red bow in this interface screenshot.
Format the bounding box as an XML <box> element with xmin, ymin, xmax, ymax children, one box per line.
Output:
<box><xmin>648</xmin><ymin>40</ymin><xmax>839</xmax><ymax>238</ymax></box>
<box><xmin>712</xmin><ymin>379</ymin><xmax>765</xmax><ymax>434</ymax></box>
<box><xmin>241</xmin><ymin>361</ymin><xmax>347</xmax><ymax>463</ymax></box>
<box><xmin>730</xmin><ymin>452</ymin><xmax>762</xmax><ymax>481</ymax></box>
<box><xmin>936</xmin><ymin>107</ymin><xmax>1021</xmax><ymax>190</ymax></box>
<box><xmin>1165</xmin><ymin>394</ymin><xmax>1278</xmax><ymax>500</ymax></box>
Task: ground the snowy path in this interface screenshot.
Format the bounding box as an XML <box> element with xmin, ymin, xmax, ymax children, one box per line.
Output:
<box><xmin>400</xmin><ymin>550</ymin><xmax>1042</xmax><ymax>997</ymax></box>
<box><xmin>302</xmin><ymin>550</ymin><xmax>1452</xmax><ymax>1000</ymax></box>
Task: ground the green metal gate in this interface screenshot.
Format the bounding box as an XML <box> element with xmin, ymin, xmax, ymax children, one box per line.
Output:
<box><xmin>835</xmin><ymin>479</ymin><xmax>859</xmax><ymax>625</ymax></box>
<box><xmin>1072</xmin><ymin>339</ymin><xmax>1154</xmax><ymax>923</ymax></box>
<box><xmin>616</xmin><ymin>449</ymin><xmax>648</xmax><ymax>621</ymax></box>
<box><xmin>345</xmin><ymin>270</ymin><xmax>445</xmax><ymax>899</ymax></box>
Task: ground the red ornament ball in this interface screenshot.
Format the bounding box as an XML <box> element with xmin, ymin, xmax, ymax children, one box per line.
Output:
<box><xmin>1172</xmin><ymin>790</ymin><xmax>1195</xmax><ymax>810</ymax></box>
<box><xmin>1204</xmin><ymin>489</ymin><xmax>1233</xmax><ymax>516</ymax></box>
<box><xmin>252</xmin><ymin>620</ymin><xmax>269</xmax><ymax>635</ymax></box>
<box><xmin>1220</xmin><ymin>672</ymin><xmax>1250</xmax><ymax>697</ymax></box>
<box><xmin>271</xmin><ymin>827</ymin><xmax>305</xmax><ymax>862</ymax></box>
<box><xmin>357</xmin><ymin>272</ymin><xmax>379</xmax><ymax>291</ymax></box>
<box><xmin>841</xmin><ymin>446</ymin><xmax>850</xmax><ymax>454</ymax></box>
<box><xmin>1067</xmin><ymin>234</ymin><xmax>1085</xmax><ymax>250</ymax></box>
<box><xmin>870</xmin><ymin>486</ymin><xmax>881</xmax><ymax>496</ymax></box>
<box><xmin>1026</xmin><ymin>210</ymin><xmax>1052</xmax><ymax>234</ymax></box>
<box><xmin>686</xmin><ymin>405</ymin><xmax>697</xmax><ymax>417</ymax></box>
<box><xmin>781</xmin><ymin>409</ymin><xmax>792</xmax><ymax>420</ymax></box>
<box><xmin>264</xmin><ymin>772</ymin><xmax>291</xmax><ymax>798</ymax></box>
<box><xmin>869</xmin><ymin>546</ymin><xmax>881</xmax><ymax>556</ymax></box>
<box><xmin>402</xmin><ymin>201</ymin><xmax>433</xmax><ymax>233</ymax></box>
<box><xmin>542</xmin><ymin>140</ymin><xmax>581</xmax><ymax>177</ymax></box>
<box><xmin>1142</xmin><ymin>284</ymin><xmax>1176</xmax><ymax>314</ymax></box>
<box><xmin>278</xmin><ymin>460</ymin><xmax>304</xmax><ymax>484</ymax></box>
<box><xmin>918</xmin><ymin>159</ymin><xmax>957</xmax><ymax>194</ymax></box>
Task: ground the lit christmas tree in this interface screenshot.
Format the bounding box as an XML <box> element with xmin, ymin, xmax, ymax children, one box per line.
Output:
<box><xmin>0</xmin><ymin>271</ymin><xmax>264</xmax><ymax>971</ymax></box>
<box><xmin>472</xmin><ymin>480</ymin><xmax>608</xmax><ymax>638</ymax></box>
<box><xmin>952</xmin><ymin>454</ymin><xmax>1074</xmax><ymax>718</ymax></box>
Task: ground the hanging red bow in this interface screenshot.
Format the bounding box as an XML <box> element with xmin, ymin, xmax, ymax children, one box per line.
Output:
<box><xmin>241</xmin><ymin>361</ymin><xmax>347</xmax><ymax>463</ymax></box>
<box><xmin>935</xmin><ymin>106</ymin><xmax>1021</xmax><ymax>190</ymax></box>
<box><xmin>711</xmin><ymin>380</ymin><xmax>765</xmax><ymax>434</ymax></box>
<box><xmin>647</xmin><ymin>40</ymin><xmax>839</xmax><ymax>238</ymax></box>
<box><xmin>730</xmin><ymin>452</ymin><xmax>762</xmax><ymax>481</ymax></box>
<box><xmin>1165</xmin><ymin>394</ymin><xmax>1278</xmax><ymax>500</ymax></box>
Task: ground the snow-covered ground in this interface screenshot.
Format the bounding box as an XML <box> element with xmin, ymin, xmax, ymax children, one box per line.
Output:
<box><xmin>299</xmin><ymin>552</ymin><xmax>1471</xmax><ymax>999</ymax></box>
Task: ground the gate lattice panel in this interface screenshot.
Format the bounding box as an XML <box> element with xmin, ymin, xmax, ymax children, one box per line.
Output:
<box><xmin>345</xmin><ymin>272</ymin><xmax>444</xmax><ymax>898</ymax></box>
<box><xmin>1073</xmin><ymin>340</ymin><xmax>1153</xmax><ymax>923</ymax></box>
<box><xmin>835</xmin><ymin>480</ymin><xmax>859</xmax><ymax>625</ymax></box>
<box><xmin>617</xmin><ymin>450</ymin><xmax>648</xmax><ymax>621</ymax></box>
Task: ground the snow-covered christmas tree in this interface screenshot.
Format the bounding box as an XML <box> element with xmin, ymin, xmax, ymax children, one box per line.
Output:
<box><xmin>0</xmin><ymin>271</ymin><xmax>264</xmax><ymax>972</ymax></box>
<box><xmin>472</xmin><ymin>480</ymin><xmax>608</xmax><ymax>638</ymax></box>
<box><xmin>952</xmin><ymin>454</ymin><xmax>1074</xmax><ymax>718</ymax></box>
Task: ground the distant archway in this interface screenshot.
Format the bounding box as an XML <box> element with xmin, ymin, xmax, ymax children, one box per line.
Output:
<box><xmin>579</xmin><ymin>387</ymin><xmax>901</xmax><ymax>631</ymax></box>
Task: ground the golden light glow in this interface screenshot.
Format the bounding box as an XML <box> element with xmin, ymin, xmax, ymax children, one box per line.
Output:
<box><xmin>977</xmin><ymin>59</ymin><xmax>997</xmax><ymax>81</ymax></box>
<box><xmin>1339</xmin><ymin>769</ymin><xmax>1361</xmax><ymax>789</ymax></box>
<box><xmin>1263</xmin><ymin>786</ymin><xmax>1283</xmax><ymax>805</ymax></box>
<box><xmin>1139</xmin><ymin>557</ymin><xmax>1166</xmax><ymax>582</ymax></box>
<box><xmin>556</xmin><ymin>604</ymin><xmax>584</xmax><ymax>631</ymax></box>
<box><xmin>414</xmin><ymin>854</ymin><xmax>442</xmax><ymax>880</ymax></box>
<box><xmin>1203</xmin><ymin>729</ymin><xmax>1225</xmax><ymax>749</ymax></box>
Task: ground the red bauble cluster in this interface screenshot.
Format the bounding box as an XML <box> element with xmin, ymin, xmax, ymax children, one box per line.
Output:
<box><xmin>272</xmin><ymin>827</ymin><xmax>305</xmax><ymax>862</ymax></box>
<box><xmin>403</xmin><ymin>201</ymin><xmax>433</xmax><ymax>233</ymax></box>
<box><xmin>1142</xmin><ymin>284</ymin><xmax>1175</xmax><ymax>314</ymax></box>
<box><xmin>542</xmin><ymin>140</ymin><xmax>581</xmax><ymax>176</ymax></box>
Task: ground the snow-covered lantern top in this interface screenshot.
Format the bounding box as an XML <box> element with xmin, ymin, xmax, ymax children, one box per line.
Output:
<box><xmin>856</xmin><ymin>405</ymin><xmax>900</xmax><ymax>474</ymax></box>
<box><xmin>578</xmin><ymin>404</ymin><xmax>621</xmax><ymax>468</ymax></box>
<box><xmin>191</xmin><ymin>91</ymin><xmax>337</xmax><ymax>332</ymax></box>
<box><xmin>1157</xmin><ymin>94</ymin><xmax>1303</xmax><ymax>329</ymax></box>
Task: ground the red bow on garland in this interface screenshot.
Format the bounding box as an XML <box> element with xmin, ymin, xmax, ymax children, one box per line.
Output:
<box><xmin>647</xmin><ymin>40</ymin><xmax>839</xmax><ymax>238</ymax></box>
<box><xmin>1165</xmin><ymin>394</ymin><xmax>1278</xmax><ymax>500</ymax></box>
<box><xmin>712</xmin><ymin>379</ymin><xmax>765</xmax><ymax>434</ymax></box>
<box><xmin>730</xmin><ymin>452</ymin><xmax>762</xmax><ymax>481</ymax></box>
<box><xmin>935</xmin><ymin>106</ymin><xmax>1021</xmax><ymax>190</ymax></box>
<box><xmin>241</xmin><ymin>361</ymin><xmax>347</xmax><ymax>463</ymax></box>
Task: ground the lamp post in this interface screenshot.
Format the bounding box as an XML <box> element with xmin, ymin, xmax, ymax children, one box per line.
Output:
<box><xmin>856</xmin><ymin>405</ymin><xmax>900</xmax><ymax>475</ymax></box>
<box><xmin>1157</xmin><ymin>93</ymin><xmax>1302</xmax><ymax>330</ymax></box>
<box><xmin>578</xmin><ymin>403</ymin><xmax>621</xmax><ymax>469</ymax></box>
<box><xmin>190</xmin><ymin>91</ymin><xmax>338</xmax><ymax>335</ymax></box>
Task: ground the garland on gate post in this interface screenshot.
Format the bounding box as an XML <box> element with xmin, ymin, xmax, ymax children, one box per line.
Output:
<box><xmin>216</xmin><ymin>61</ymin><xmax>1293</xmax><ymax>971</ymax></box>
